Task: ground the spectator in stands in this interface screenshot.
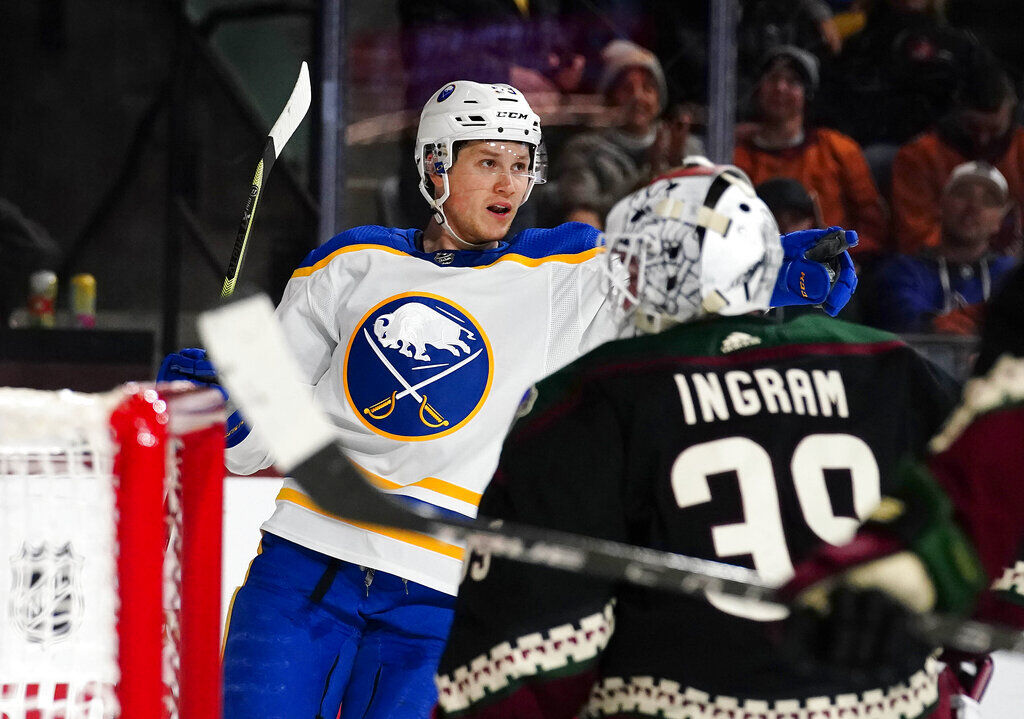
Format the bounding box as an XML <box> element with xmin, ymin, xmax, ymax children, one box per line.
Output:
<box><xmin>891</xmin><ymin>57</ymin><xmax>1024</xmax><ymax>255</ymax></box>
<box><xmin>554</xmin><ymin>39</ymin><xmax>704</xmax><ymax>229</ymax></box>
<box><xmin>397</xmin><ymin>1</ymin><xmax>587</xmax><ymax>110</ymax></box>
<box><xmin>733</xmin><ymin>1</ymin><xmax>842</xmax><ymax>120</ymax></box>
<box><xmin>873</xmin><ymin>161</ymin><xmax>1018</xmax><ymax>334</ymax></box>
<box><xmin>739</xmin><ymin>0</ymin><xmax>843</xmax><ymax>66</ymax></box>
<box><xmin>948</xmin><ymin>0</ymin><xmax>1024</xmax><ymax>81</ymax></box>
<box><xmin>756</xmin><ymin>176</ymin><xmax>821</xmax><ymax>233</ymax></box>
<box><xmin>817</xmin><ymin>0</ymin><xmax>981</xmax><ymax>148</ymax></box>
<box><xmin>733</xmin><ymin>45</ymin><xmax>889</xmax><ymax>261</ymax></box>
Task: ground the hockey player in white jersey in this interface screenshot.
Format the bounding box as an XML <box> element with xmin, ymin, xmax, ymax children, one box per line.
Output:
<box><xmin>159</xmin><ymin>81</ymin><xmax>859</xmax><ymax>719</ymax></box>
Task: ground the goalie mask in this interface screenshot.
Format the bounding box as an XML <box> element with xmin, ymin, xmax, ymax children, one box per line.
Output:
<box><xmin>416</xmin><ymin>81</ymin><xmax>547</xmax><ymax>248</ymax></box>
<box><xmin>604</xmin><ymin>161</ymin><xmax>784</xmax><ymax>334</ymax></box>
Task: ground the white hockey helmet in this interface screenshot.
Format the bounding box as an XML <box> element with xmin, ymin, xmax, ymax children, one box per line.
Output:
<box><xmin>415</xmin><ymin>81</ymin><xmax>546</xmax><ymax>246</ymax></box>
<box><xmin>604</xmin><ymin>159</ymin><xmax>783</xmax><ymax>333</ymax></box>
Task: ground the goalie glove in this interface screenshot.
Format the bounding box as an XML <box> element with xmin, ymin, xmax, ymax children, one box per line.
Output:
<box><xmin>158</xmin><ymin>347</ymin><xmax>251</xmax><ymax>448</ymax></box>
<box><xmin>771</xmin><ymin>227</ymin><xmax>858</xmax><ymax>317</ymax></box>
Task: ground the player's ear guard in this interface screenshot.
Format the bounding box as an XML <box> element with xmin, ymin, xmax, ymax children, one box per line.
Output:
<box><xmin>771</xmin><ymin>227</ymin><xmax>858</xmax><ymax>317</ymax></box>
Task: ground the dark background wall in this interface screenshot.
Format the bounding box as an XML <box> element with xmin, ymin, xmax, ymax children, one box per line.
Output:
<box><xmin>1</xmin><ymin>1</ymin><xmax>322</xmax><ymax>349</ymax></box>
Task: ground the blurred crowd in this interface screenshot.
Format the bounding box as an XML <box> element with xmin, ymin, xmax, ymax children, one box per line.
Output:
<box><xmin>386</xmin><ymin>0</ymin><xmax>1024</xmax><ymax>341</ymax></box>
<box><xmin>6</xmin><ymin>0</ymin><xmax>1021</xmax><ymax>346</ymax></box>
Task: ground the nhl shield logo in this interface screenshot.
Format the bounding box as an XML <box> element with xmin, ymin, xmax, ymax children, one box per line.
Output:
<box><xmin>8</xmin><ymin>542</ymin><xmax>85</xmax><ymax>647</ymax></box>
<box><xmin>344</xmin><ymin>292</ymin><xmax>493</xmax><ymax>440</ymax></box>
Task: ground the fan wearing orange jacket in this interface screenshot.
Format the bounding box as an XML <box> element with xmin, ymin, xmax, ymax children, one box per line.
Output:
<box><xmin>891</xmin><ymin>58</ymin><xmax>1024</xmax><ymax>255</ymax></box>
<box><xmin>734</xmin><ymin>45</ymin><xmax>888</xmax><ymax>260</ymax></box>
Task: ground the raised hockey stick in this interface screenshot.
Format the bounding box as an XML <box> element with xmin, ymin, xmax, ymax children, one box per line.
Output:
<box><xmin>198</xmin><ymin>294</ymin><xmax>1024</xmax><ymax>656</ymax></box>
<box><xmin>221</xmin><ymin>61</ymin><xmax>312</xmax><ymax>299</ymax></box>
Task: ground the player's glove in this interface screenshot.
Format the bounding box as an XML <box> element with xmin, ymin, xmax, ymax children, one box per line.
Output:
<box><xmin>771</xmin><ymin>227</ymin><xmax>858</xmax><ymax>317</ymax></box>
<box><xmin>157</xmin><ymin>347</ymin><xmax>227</xmax><ymax>400</ymax></box>
<box><xmin>778</xmin><ymin>584</ymin><xmax>935</xmax><ymax>688</ymax></box>
<box><xmin>158</xmin><ymin>348</ymin><xmax>252</xmax><ymax>448</ymax></box>
<box><xmin>776</xmin><ymin>459</ymin><xmax>987</xmax><ymax>685</ymax></box>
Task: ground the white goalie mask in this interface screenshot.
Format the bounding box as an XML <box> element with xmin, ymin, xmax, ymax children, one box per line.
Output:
<box><xmin>415</xmin><ymin>81</ymin><xmax>547</xmax><ymax>247</ymax></box>
<box><xmin>603</xmin><ymin>161</ymin><xmax>784</xmax><ymax>334</ymax></box>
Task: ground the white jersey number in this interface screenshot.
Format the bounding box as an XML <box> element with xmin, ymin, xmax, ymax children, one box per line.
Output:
<box><xmin>670</xmin><ymin>433</ymin><xmax>880</xmax><ymax>620</ymax></box>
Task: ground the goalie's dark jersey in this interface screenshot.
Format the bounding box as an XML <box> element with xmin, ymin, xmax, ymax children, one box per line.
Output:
<box><xmin>435</xmin><ymin>315</ymin><xmax>959</xmax><ymax>719</ymax></box>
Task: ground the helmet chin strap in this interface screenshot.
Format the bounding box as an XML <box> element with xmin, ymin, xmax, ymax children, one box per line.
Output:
<box><xmin>433</xmin><ymin>212</ymin><xmax>479</xmax><ymax>250</ymax></box>
<box><xmin>422</xmin><ymin>172</ymin><xmax>477</xmax><ymax>250</ymax></box>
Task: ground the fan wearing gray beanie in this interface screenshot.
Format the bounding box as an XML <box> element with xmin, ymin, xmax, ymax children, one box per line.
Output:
<box><xmin>554</xmin><ymin>39</ymin><xmax>704</xmax><ymax>229</ymax></box>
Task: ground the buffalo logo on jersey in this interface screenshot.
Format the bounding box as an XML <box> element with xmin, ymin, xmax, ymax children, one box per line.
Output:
<box><xmin>344</xmin><ymin>293</ymin><xmax>492</xmax><ymax>440</ymax></box>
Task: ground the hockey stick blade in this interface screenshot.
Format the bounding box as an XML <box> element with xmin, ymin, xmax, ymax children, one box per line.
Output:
<box><xmin>198</xmin><ymin>294</ymin><xmax>1024</xmax><ymax>656</ymax></box>
<box><xmin>199</xmin><ymin>294</ymin><xmax>775</xmax><ymax>603</ymax></box>
<box><xmin>195</xmin><ymin>294</ymin><xmax>774</xmax><ymax>606</ymax></box>
<box><xmin>221</xmin><ymin>61</ymin><xmax>312</xmax><ymax>299</ymax></box>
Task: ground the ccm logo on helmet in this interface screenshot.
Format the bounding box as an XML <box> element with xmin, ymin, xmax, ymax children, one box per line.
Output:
<box><xmin>495</xmin><ymin>111</ymin><xmax>529</xmax><ymax>119</ymax></box>
<box><xmin>437</xmin><ymin>83</ymin><xmax>456</xmax><ymax>102</ymax></box>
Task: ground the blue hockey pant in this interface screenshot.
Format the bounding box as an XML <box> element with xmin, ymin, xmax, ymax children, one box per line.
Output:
<box><xmin>222</xmin><ymin>533</ymin><xmax>456</xmax><ymax>719</ymax></box>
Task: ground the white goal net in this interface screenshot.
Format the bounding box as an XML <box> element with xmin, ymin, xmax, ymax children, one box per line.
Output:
<box><xmin>0</xmin><ymin>384</ymin><xmax>225</xmax><ymax>719</ymax></box>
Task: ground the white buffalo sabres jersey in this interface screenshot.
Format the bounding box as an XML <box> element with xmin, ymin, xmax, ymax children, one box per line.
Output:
<box><xmin>226</xmin><ymin>223</ymin><xmax>626</xmax><ymax>594</ymax></box>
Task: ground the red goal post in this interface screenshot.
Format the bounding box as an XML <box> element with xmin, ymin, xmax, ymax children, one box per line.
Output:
<box><xmin>0</xmin><ymin>383</ymin><xmax>225</xmax><ymax>719</ymax></box>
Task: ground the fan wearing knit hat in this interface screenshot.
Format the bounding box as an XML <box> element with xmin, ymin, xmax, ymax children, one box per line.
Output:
<box><xmin>555</xmin><ymin>39</ymin><xmax>704</xmax><ymax>229</ymax></box>
<box><xmin>596</xmin><ymin>39</ymin><xmax>669</xmax><ymax>136</ymax></box>
<box><xmin>733</xmin><ymin>44</ymin><xmax>889</xmax><ymax>259</ymax></box>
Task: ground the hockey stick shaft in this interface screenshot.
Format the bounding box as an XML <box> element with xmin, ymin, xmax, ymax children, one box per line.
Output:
<box><xmin>221</xmin><ymin>61</ymin><xmax>312</xmax><ymax>299</ymax></box>
<box><xmin>199</xmin><ymin>294</ymin><xmax>1024</xmax><ymax>655</ymax></box>
<box><xmin>298</xmin><ymin>441</ymin><xmax>776</xmax><ymax>600</ymax></box>
<box><xmin>198</xmin><ymin>295</ymin><xmax>775</xmax><ymax>604</ymax></box>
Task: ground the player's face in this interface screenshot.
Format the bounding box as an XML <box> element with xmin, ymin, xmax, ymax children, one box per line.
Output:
<box><xmin>608</xmin><ymin>67</ymin><xmax>661</xmax><ymax>135</ymax></box>
<box><xmin>437</xmin><ymin>141</ymin><xmax>531</xmax><ymax>245</ymax></box>
<box><xmin>959</xmin><ymin>100</ymin><xmax>1014</xmax><ymax>157</ymax></box>
<box><xmin>942</xmin><ymin>180</ymin><xmax>1007</xmax><ymax>246</ymax></box>
<box><xmin>758</xmin><ymin>64</ymin><xmax>805</xmax><ymax>123</ymax></box>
